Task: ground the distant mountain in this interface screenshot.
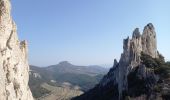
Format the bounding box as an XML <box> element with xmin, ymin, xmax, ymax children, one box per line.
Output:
<box><xmin>46</xmin><ymin>61</ymin><xmax>108</xmax><ymax>76</ymax></box>
<box><xmin>29</xmin><ymin>61</ymin><xmax>109</xmax><ymax>99</ymax></box>
<box><xmin>99</xmin><ymin>64</ymin><xmax>114</xmax><ymax>68</ymax></box>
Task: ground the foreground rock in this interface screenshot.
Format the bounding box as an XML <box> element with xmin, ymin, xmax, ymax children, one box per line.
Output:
<box><xmin>0</xmin><ymin>0</ymin><xmax>33</xmax><ymax>100</ymax></box>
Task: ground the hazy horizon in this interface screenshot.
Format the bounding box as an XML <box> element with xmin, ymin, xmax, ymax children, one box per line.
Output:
<box><xmin>11</xmin><ymin>0</ymin><xmax>170</xmax><ymax>66</ymax></box>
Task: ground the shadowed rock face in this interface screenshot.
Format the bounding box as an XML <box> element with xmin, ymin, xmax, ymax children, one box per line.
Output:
<box><xmin>0</xmin><ymin>0</ymin><xmax>33</xmax><ymax>100</ymax></box>
<box><xmin>100</xmin><ymin>23</ymin><xmax>158</xmax><ymax>99</ymax></box>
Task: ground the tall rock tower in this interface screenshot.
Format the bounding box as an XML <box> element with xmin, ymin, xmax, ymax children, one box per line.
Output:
<box><xmin>100</xmin><ymin>23</ymin><xmax>158</xmax><ymax>99</ymax></box>
<box><xmin>0</xmin><ymin>0</ymin><xmax>33</xmax><ymax>100</ymax></box>
<box><xmin>73</xmin><ymin>23</ymin><xmax>161</xmax><ymax>100</ymax></box>
<box><xmin>142</xmin><ymin>23</ymin><xmax>157</xmax><ymax>58</ymax></box>
<box><xmin>117</xmin><ymin>23</ymin><xmax>158</xmax><ymax>99</ymax></box>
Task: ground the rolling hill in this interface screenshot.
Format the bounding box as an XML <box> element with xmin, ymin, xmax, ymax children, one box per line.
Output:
<box><xmin>29</xmin><ymin>61</ymin><xmax>109</xmax><ymax>99</ymax></box>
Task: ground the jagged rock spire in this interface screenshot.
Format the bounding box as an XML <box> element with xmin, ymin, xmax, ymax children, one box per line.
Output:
<box><xmin>100</xmin><ymin>23</ymin><xmax>158</xmax><ymax>100</ymax></box>
<box><xmin>0</xmin><ymin>0</ymin><xmax>33</xmax><ymax>100</ymax></box>
<box><xmin>142</xmin><ymin>23</ymin><xmax>157</xmax><ymax>58</ymax></box>
<box><xmin>132</xmin><ymin>28</ymin><xmax>141</xmax><ymax>39</ymax></box>
<box><xmin>113</xmin><ymin>59</ymin><xmax>118</xmax><ymax>67</ymax></box>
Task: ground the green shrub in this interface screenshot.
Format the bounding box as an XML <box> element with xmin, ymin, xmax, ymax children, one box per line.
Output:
<box><xmin>141</xmin><ymin>52</ymin><xmax>158</xmax><ymax>69</ymax></box>
<box><xmin>31</xmin><ymin>86</ymin><xmax>51</xmax><ymax>98</ymax></box>
<box><xmin>141</xmin><ymin>52</ymin><xmax>170</xmax><ymax>79</ymax></box>
<box><xmin>153</xmin><ymin>84</ymin><xmax>162</xmax><ymax>92</ymax></box>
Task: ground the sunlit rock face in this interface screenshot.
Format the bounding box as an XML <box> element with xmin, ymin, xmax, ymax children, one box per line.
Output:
<box><xmin>100</xmin><ymin>23</ymin><xmax>158</xmax><ymax>99</ymax></box>
<box><xmin>0</xmin><ymin>0</ymin><xmax>33</xmax><ymax>100</ymax></box>
<box><xmin>142</xmin><ymin>23</ymin><xmax>157</xmax><ymax>58</ymax></box>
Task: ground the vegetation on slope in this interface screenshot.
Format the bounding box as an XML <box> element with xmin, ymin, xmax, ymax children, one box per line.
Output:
<box><xmin>73</xmin><ymin>52</ymin><xmax>170</xmax><ymax>100</ymax></box>
<box><xmin>127</xmin><ymin>52</ymin><xmax>170</xmax><ymax>99</ymax></box>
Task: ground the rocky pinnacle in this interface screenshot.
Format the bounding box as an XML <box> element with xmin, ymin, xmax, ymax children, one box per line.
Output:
<box><xmin>100</xmin><ymin>23</ymin><xmax>158</xmax><ymax>100</ymax></box>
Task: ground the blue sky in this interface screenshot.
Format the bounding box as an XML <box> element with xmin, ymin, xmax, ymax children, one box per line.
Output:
<box><xmin>11</xmin><ymin>0</ymin><xmax>170</xmax><ymax>67</ymax></box>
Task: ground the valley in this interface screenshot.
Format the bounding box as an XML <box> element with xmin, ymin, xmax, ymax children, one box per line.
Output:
<box><xmin>29</xmin><ymin>61</ymin><xmax>109</xmax><ymax>99</ymax></box>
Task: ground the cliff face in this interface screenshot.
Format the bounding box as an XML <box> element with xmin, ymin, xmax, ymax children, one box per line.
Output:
<box><xmin>0</xmin><ymin>0</ymin><xmax>33</xmax><ymax>100</ymax></box>
<box><xmin>100</xmin><ymin>23</ymin><xmax>158</xmax><ymax>99</ymax></box>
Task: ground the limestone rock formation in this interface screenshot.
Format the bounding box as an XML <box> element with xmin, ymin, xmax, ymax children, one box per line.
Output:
<box><xmin>0</xmin><ymin>0</ymin><xmax>33</xmax><ymax>100</ymax></box>
<box><xmin>73</xmin><ymin>23</ymin><xmax>162</xmax><ymax>100</ymax></box>
<box><xmin>100</xmin><ymin>23</ymin><xmax>158</xmax><ymax>99</ymax></box>
<box><xmin>142</xmin><ymin>23</ymin><xmax>157</xmax><ymax>58</ymax></box>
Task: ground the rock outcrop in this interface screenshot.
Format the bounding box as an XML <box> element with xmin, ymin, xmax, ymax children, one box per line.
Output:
<box><xmin>73</xmin><ymin>23</ymin><xmax>163</xmax><ymax>100</ymax></box>
<box><xmin>0</xmin><ymin>0</ymin><xmax>33</xmax><ymax>100</ymax></box>
<box><xmin>100</xmin><ymin>23</ymin><xmax>158</xmax><ymax>99</ymax></box>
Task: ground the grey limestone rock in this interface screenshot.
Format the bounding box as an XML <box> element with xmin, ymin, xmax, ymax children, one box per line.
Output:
<box><xmin>100</xmin><ymin>23</ymin><xmax>158</xmax><ymax>99</ymax></box>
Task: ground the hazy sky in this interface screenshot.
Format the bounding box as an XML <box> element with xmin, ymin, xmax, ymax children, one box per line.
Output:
<box><xmin>11</xmin><ymin>0</ymin><xmax>170</xmax><ymax>67</ymax></box>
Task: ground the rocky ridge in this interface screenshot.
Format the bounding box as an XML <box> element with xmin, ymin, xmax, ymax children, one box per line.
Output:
<box><xmin>0</xmin><ymin>0</ymin><xmax>33</xmax><ymax>100</ymax></box>
<box><xmin>100</xmin><ymin>23</ymin><xmax>158</xmax><ymax>99</ymax></box>
<box><xmin>73</xmin><ymin>23</ymin><xmax>168</xmax><ymax>100</ymax></box>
